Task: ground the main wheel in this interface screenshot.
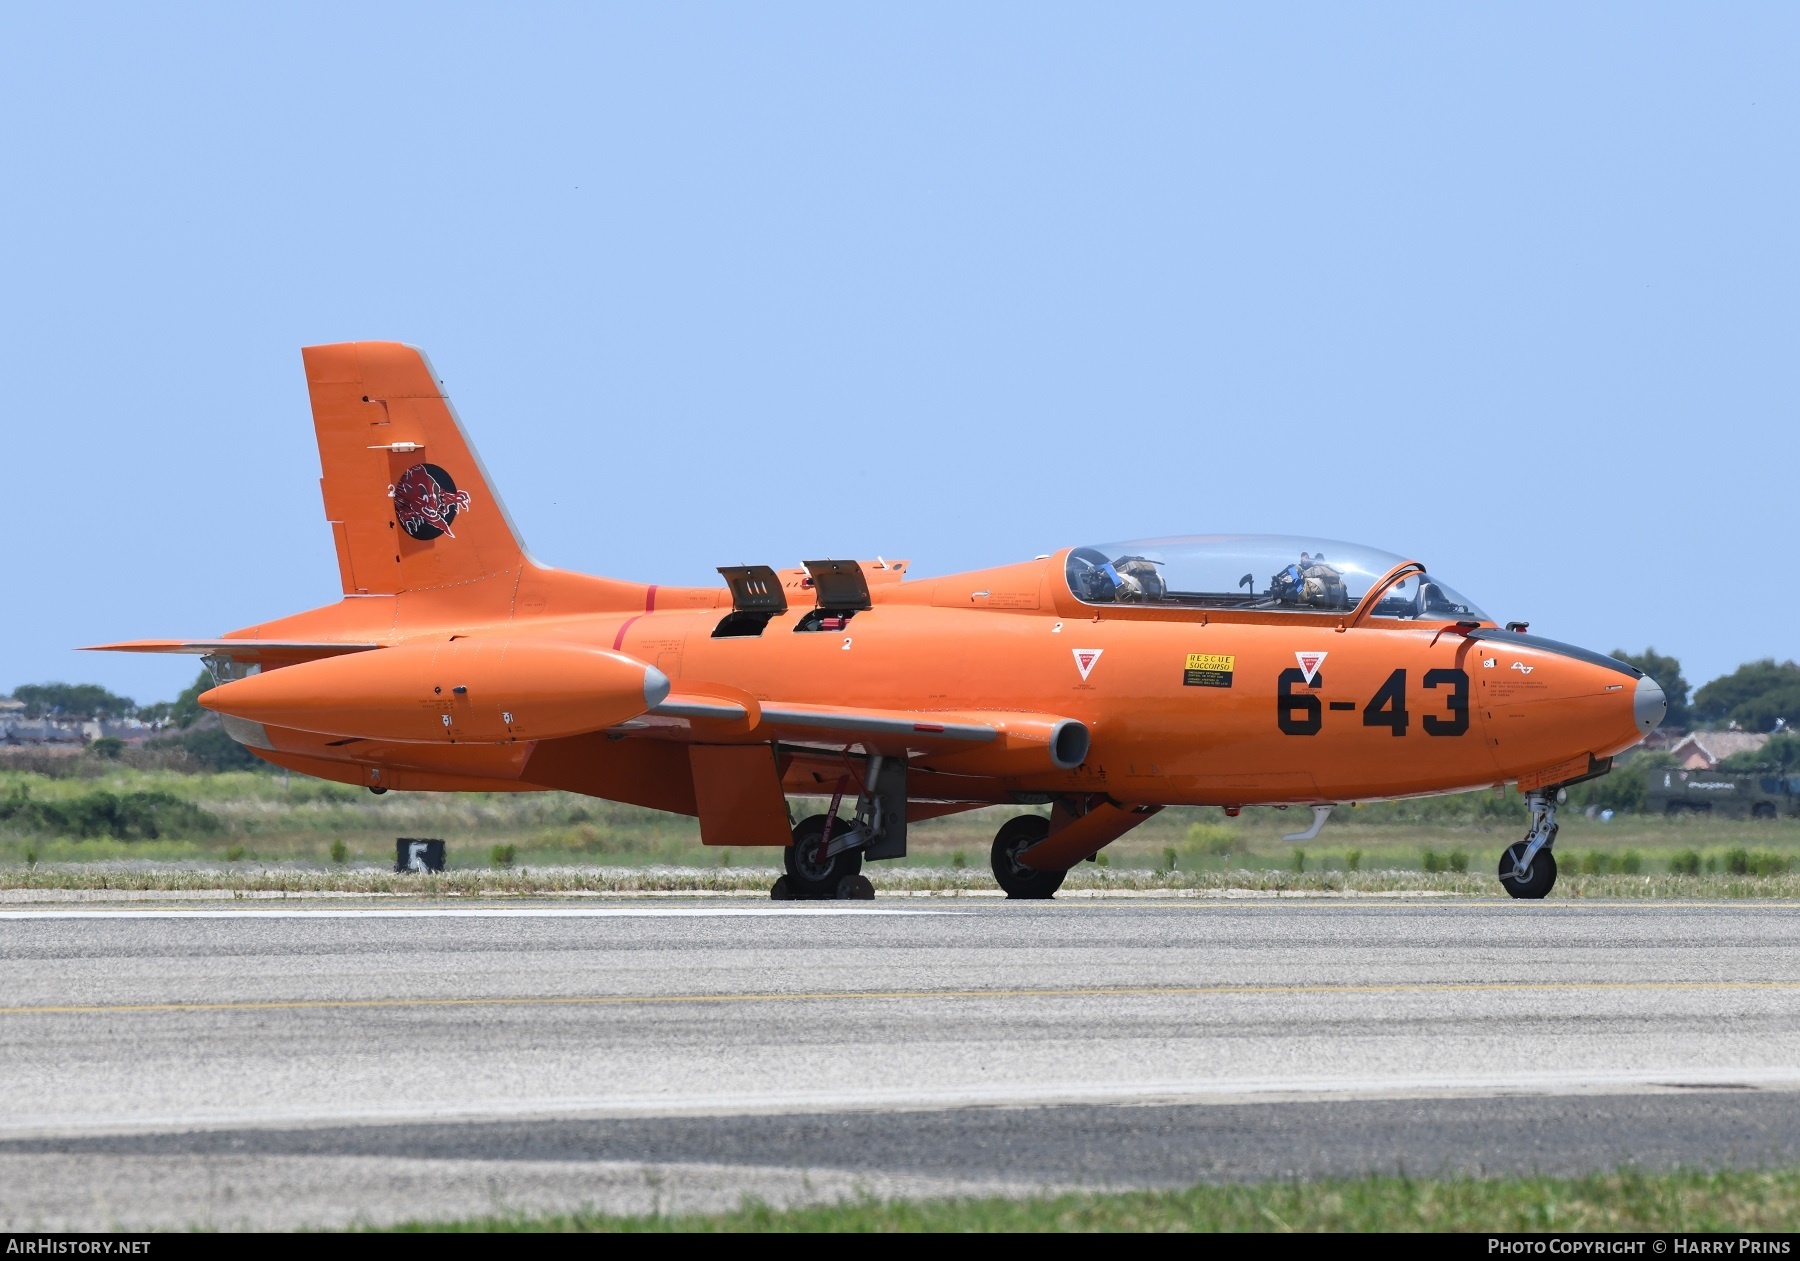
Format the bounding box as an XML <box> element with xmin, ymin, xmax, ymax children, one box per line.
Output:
<box><xmin>990</xmin><ymin>815</ymin><xmax>1066</xmax><ymax>900</ymax></box>
<box><xmin>1498</xmin><ymin>842</ymin><xmax>1557</xmax><ymax>899</ymax></box>
<box><xmin>784</xmin><ymin>815</ymin><xmax>863</xmax><ymax>900</ymax></box>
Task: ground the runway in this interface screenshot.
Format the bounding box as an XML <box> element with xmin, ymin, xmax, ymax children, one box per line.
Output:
<box><xmin>2</xmin><ymin>898</ymin><xmax>1797</xmax><ymax>1228</ymax></box>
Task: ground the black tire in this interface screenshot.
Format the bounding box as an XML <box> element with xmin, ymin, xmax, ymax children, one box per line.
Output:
<box><xmin>770</xmin><ymin>876</ymin><xmax>795</xmax><ymax>901</ymax></box>
<box><xmin>1498</xmin><ymin>841</ymin><xmax>1557</xmax><ymax>899</ymax></box>
<box><xmin>837</xmin><ymin>873</ymin><xmax>875</xmax><ymax>900</ymax></box>
<box><xmin>990</xmin><ymin>815</ymin><xmax>1065</xmax><ymax>900</ymax></box>
<box><xmin>1753</xmin><ymin>802</ymin><xmax>1778</xmax><ymax>820</ymax></box>
<box><xmin>784</xmin><ymin>815</ymin><xmax>863</xmax><ymax>899</ymax></box>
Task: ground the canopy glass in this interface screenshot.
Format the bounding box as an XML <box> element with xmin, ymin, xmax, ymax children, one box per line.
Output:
<box><xmin>1064</xmin><ymin>535</ymin><xmax>1488</xmax><ymax>621</ymax></box>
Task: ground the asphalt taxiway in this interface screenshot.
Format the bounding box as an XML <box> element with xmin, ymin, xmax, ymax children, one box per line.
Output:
<box><xmin>1</xmin><ymin>898</ymin><xmax>1797</xmax><ymax>1228</ymax></box>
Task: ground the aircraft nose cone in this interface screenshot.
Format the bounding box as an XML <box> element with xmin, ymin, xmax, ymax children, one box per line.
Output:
<box><xmin>1634</xmin><ymin>675</ymin><xmax>1667</xmax><ymax>734</ymax></box>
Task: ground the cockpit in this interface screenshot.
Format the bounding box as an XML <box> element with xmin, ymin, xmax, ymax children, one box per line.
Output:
<box><xmin>1065</xmin><ymin>535</ymin><xmax>1488</xmax><ymax>622</ymax></box>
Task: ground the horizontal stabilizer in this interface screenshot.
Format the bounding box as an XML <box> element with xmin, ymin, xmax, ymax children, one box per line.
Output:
<box><xmin>83</xmin><ymin>639</ymin><xmax>382</xmax><ymax>662</ymax></box>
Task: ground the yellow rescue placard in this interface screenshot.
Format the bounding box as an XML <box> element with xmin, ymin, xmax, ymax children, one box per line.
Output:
<box><xmin>1183</xmin><ymin>653</ymin><xmax>1235</xmax><ymax>688</ymax></box>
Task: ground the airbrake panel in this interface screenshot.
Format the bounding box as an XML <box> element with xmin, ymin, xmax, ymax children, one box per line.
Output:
<box><xmin>718</xmin><ymin>565</ymin><xmax>788</xmax><ymax>614</ymax></box>
<box><xmin>802</xmin><ymin>559</ymin><xmax>873</xmax><ymax>611</ymax></box>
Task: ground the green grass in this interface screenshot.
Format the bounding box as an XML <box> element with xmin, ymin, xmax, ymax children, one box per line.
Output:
<box><xmin>386</xmin><ymin>1168</ymin><xmax>1800</xmax><ymax>1232</ymax></box>
<box><xmin>4</xmin><ymin>763</ymin><xmax>1800</xmax><ymax>892</ymax></box>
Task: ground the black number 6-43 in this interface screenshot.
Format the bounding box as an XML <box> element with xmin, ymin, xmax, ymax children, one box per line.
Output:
<box><xmin>1422</xmin><ymin>668</ymin><xmax>1469</xmax><ymax>736</ymax></box>
<box><xmin>1276</xmin><ymin>667</ymin><xmax>1322</xmax><ymax>736</ymax></box>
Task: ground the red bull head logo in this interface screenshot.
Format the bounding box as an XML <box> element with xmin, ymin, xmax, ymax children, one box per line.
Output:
<box><xmin>388</xmin><ymin>463</ymin><xmax>472</xmax><ymax>541</ymax></box>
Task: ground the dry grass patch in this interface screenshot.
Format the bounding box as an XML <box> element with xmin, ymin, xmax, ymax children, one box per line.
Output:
<box><xmin>1</xmin><ymin>863</ymin><xmax>1798</xmax><ymax>899</ymax></box>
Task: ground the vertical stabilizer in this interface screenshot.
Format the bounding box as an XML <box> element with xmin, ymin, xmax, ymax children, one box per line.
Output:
<box><xmin>304</xmin><ymin>342</ymin><xmax>527</xmax><ymax>595</ymax></box>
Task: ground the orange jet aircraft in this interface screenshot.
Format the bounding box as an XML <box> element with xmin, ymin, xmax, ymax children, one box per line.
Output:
<box><xmin>91</xmin><ymin>343</ymin><xmax>1666</xmax><ymax>900</ymax></box>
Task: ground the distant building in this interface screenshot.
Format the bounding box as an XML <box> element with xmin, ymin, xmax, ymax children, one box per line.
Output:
<box><xmin>0</xmin><ymin>718</ymin><xmax>85</xmax><ymax>746</ymax></box>
<box><xmin>0</xmin><ymin>712</ymin><xmax>159</xmax><ymax>747</ymax></box>
<box><xmin>1666</xmin><ymin>731</ymin><xmax>1771</xmax><ymax>770</ymax></box>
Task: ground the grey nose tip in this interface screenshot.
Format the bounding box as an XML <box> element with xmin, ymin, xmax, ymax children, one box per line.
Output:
<box><xmin>1634</xmin><ymin>676</ymin><xmax>1667</xmax><ymax>733</ymax></box>
<box><xmin>643</xmin><ymin>665</ymin><xmax>671</xmax><ymax>710</ymax></box>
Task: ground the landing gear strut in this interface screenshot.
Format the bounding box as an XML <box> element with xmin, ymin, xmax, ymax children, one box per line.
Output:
<box><xmin>1499</xmin><ymin>792</ymin><xmax>1559</xmax><ymax>899</ymax></box>
<box><xmin>771</xmin><ymin>756</ymin><xmax>900</xmax><ymax>901</ymax></box>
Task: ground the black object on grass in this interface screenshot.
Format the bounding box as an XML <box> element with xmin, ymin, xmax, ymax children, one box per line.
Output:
<box><xmin>396</xmin><ymin>838</ymin><xmax>446</xmax><ymax>873</ymax></box>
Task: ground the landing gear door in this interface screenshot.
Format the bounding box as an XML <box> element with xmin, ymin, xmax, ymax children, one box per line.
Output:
<box><xmin>864</xmin><ymin>757</ymin><xmax>908</xmax><ymax>860</ymax></box>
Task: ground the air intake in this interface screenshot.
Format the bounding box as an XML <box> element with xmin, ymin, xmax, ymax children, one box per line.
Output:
<box><xmin>1050</xmin><ymin>719</ymin><xmax>1091</xmax><ymax>770</ymax></box>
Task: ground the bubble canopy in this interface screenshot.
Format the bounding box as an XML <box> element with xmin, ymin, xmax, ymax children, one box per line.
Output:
<box><xmin>1064</xmin><ymin>535</ymin><xmax>1489</xmax><ymax>622</ymax></box>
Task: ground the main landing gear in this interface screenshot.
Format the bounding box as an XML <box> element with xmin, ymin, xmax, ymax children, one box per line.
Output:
<box><xmin>770</xmin><ymin>758</ymin><xmax>896</xmax><ymax>901</ymax></box>
<box><xmin>1499</xmin><ymin>791</ymin><xmax>1559</xmax><ymax>899</ymax></box>
<box><xmin>771</xmin><ymin>814</ymin><xmax>875</xmax><ymax>901</ymax></box>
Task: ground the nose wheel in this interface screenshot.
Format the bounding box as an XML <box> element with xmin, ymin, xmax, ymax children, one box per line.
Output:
<box><xmin>1498</xmin><ymin>841</ymin><xmax>1557</xmax><ymax>898</ymax></box>
<box><xmin>1499</xmin><ymin>792</ymin><xmax>1559</xmax><ymax>899</ymax></box>
<box><xmin>991</xmin><ymin>815</ymin><xmax>1065</xmax><ymax>900</ymax></box>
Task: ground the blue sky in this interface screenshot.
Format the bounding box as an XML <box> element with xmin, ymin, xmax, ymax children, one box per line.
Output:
<box><xmin>2</xmin><ymin>3</ymin><xmax>1794</xmax><ymax>704</ymax></box>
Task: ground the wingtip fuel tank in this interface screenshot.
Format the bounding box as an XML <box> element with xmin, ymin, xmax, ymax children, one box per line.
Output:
<box><xmin>199</xmin><ymin>639</ymin><xmax>662</xmax><ymax>744</ymax></box>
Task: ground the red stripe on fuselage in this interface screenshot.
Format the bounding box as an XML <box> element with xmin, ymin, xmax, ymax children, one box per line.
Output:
<box><xmin>612</xmin><ymin>614</ymin><xmax>646</xmax><ymax>651</ymax></box>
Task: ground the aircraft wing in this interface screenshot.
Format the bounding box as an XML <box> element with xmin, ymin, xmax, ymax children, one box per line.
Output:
<box><xmin>82</xmin><ymin>639</ymin><xmax>382</xmax><ymax>663</ymax></box>
<box><xmin>650</xmin><ymin>695</ymin><xmax>1089</xmax><ymax>770</ymax></box>
<box><xmin>653</xmin><ymin>696</ymin><xmax>996</xmax><ymax>742</ymax></box>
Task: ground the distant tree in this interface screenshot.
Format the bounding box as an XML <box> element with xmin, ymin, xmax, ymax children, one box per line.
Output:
<box><xmin>1693</xmin><ymin>659</ymin><xmax>1800</xmax><ymax>733</ymax></box>
<box><xmin>1613</xmin><ymin>648</ymin><xmax>1691</xmax><ymax>729</ymax></box>
<box><xmin>1571</xmin><ymin>747</ymin><xmax>1677</xmax><ymax>814</ymax></box>
<box><xmin>0</xmin><ymin>788</ymin><xmax>218</xmax><ymax>838</ymax></box>
<box><xmin>1719</xmin><ymin>732</ymin><xmax>1800</xmax><ymax>774</ymax></box>
<box><xmin>170</xmin><ymin>669</ymin><xmax>214</xmax><ymax>728</ymax></box>
<box><xmin>11</xmin><ymin>682</ymin><xmax>136</xmax><ymax>719</ymax></box>
<box><xmin>145</xmin><ymin>725</ymin><xmax>268</xmax><ymax>772</ymax></box>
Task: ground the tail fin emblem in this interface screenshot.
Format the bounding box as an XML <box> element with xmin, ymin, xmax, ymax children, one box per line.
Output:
<box><xmin>388</xmin><ymin>463</ymin><xmax>471</xmax><ymax>541</ymax></box>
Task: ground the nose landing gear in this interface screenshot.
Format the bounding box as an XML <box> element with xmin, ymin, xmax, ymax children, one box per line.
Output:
<box><xmin>990</xmin><ymin>814</ymin><xmax>1065</xmax><ymax>900</ymax></box>
<box><xmin>1499</xmin><ymin>792</ymin><xmax>1559</xmax><ymax>899</ymax></box>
